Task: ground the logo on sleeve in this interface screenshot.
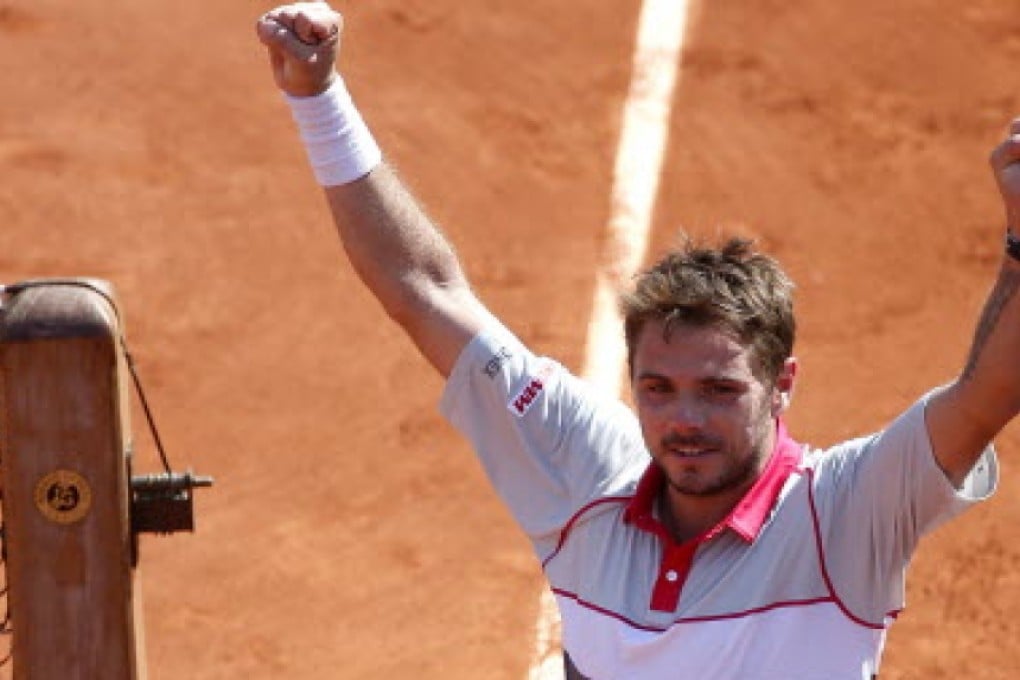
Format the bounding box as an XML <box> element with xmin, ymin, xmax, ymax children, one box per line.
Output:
<box><xmin>508</xmin><ymin>360</ymin><xmax>557</xmax><ymax>417</ymax></box>
<box><xmin>483</xmin><ymin>346</ymin><xmax>513</xmax><ymax>379</ymax></box>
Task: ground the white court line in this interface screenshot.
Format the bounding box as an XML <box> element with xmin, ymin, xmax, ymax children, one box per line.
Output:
<box><xmin>527</xmin><ymin>0</ymin><xmax>693</xmax><ymax>677</ymax></box>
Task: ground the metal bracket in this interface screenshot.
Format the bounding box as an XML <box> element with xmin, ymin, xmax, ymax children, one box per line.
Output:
<box><xmin>130</xmin><ymin>471</ymin><xmax>213</xmax><ymax>536</ymax></box>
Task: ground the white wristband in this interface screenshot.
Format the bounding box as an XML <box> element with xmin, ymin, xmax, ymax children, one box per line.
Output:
<box><xmin>284</xmin><ymin>78</ymin><xmax>382</xmax><ymax>187</ymax></box>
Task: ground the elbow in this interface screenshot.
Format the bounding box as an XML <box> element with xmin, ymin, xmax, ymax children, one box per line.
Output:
<box><xmin>381</xmin><ymin>270</ymin><xmax>471</xmax><ymax>329</ymax></box>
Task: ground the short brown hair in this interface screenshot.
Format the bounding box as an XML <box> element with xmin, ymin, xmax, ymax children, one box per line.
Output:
<box><xmin>621</xmin><ymin>237</ymin><xmax>795</xmax><ymax>382</ymax></box>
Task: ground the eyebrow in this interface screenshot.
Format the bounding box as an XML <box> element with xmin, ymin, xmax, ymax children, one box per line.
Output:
<box><xmin>635</xmin><ymin>371</ymin><xmax>750</xmax><ymax>384</ymax></box>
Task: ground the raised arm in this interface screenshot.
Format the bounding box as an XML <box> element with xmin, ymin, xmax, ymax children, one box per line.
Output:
<box><xmin>255</xmin><ymin>2</ymin><xmax>488</xmax><ymax>376</ymax></box>
<box><xmin>926</xmin><ymin>118</ymin><xmax>1020</xmax><ymax>486</ymax></box>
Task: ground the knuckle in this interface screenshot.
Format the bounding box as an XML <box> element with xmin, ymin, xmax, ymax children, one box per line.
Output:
<box><xmin>991</xmin><ymin>138</ymin><xmax>1020</xmax><ymax>169</ymax></box>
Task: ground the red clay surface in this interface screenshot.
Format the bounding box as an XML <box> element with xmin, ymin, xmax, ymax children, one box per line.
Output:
<box><xmin>2</xmin><ymin>0</ymin><xmax>1019</xmax><ymax>677</ymax></box>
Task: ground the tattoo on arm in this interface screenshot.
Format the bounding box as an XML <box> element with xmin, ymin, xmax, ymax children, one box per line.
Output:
<box><xmin>962</xmin><ymin>267</ymin><xmax>1020</xmax><ymax>379</ymax></box>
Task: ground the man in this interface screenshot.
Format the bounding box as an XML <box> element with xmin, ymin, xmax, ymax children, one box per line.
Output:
<box><xmin>255</xmin><ymin>3</ymin><xmax>1015</xmax><ymax>677</ymax></box>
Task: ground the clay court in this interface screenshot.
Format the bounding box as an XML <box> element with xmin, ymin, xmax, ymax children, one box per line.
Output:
<box><xmin>2</xmin><ymin>0</ymin><xmax>1020</xmax><ymax>677</ymax></box>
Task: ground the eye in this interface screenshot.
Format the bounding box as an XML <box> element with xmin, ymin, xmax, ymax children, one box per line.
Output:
<box><xmin>704</xmin><ymin>381</ymin><xmax>742</xmax><ymax>398</ymax></box>
<box><xmin>639</xmin><ymin>379</ymin><xmax>672</xmax><ymax>395</ymax></box>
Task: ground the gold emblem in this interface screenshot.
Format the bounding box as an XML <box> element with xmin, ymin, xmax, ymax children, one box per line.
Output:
<box><xmin>34</xmin><ymin>470</ymin><xmax>92</xmax><ymax>524</ymax></box>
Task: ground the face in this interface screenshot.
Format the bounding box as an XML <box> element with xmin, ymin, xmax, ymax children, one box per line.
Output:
<box><xmin>631</xmin><ymin>320</ymin><xmax>795</xmax><ymax>499</ymax></box>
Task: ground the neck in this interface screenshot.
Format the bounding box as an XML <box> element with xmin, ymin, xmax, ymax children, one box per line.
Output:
<box><xmin>658</xmin><ymin>479</ymin><xmax>754</xmax><ymax>543</ymax></box>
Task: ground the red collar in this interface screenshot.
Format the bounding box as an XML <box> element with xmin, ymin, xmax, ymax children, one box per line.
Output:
<box><xmin>623</xmin><ymin>420</ymin><xmax>802</xmax><ymax>543</ymax></box>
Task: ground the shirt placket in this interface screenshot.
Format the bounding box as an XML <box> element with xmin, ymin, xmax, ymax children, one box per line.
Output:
<box><xmin>649</xmin><ymin>540</ymin><xmax>699</xmax><ymax>612</ymax></box>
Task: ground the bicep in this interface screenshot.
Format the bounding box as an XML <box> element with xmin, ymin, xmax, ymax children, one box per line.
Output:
<box><xmin>925</xmin><ymin>381</ymin><xmax>999</xmax><ymax>488</ymax></box>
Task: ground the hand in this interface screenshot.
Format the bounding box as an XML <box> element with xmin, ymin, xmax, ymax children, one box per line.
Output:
<box><xmin>989</xmin><ymin>118</ymin><xmax>1020</xmax><ymax>229</ymax></box>
<box><xmin>256</xmin><ymin>2</ymin><xmax>342</xmax><ymax>97</ymax></box>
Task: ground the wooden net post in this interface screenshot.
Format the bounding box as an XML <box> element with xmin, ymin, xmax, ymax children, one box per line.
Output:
<box><xmin>0</xmin><ymin>279</ymin><xmax>146</xmax><ymax>680</ymax></box>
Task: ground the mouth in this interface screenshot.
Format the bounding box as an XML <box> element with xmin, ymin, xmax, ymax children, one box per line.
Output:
<box><xmin>664</xmin><ymin>445</ymin><xmax>718</xmax><ymax>459</ymax></box>
<box><xmin>659</xmin><ymin>430</ymin><xmax>724</xmax><ymax>461</ymax></box>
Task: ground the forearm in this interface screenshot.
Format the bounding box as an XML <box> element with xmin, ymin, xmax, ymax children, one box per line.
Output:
<box><xmin>284</xmin><ymin>76</ymin><xmax>469</xmax><ymax>319</ymax></box>
<box><xmin>290</xmin><ymin>81</ymin><xmax>484</xmax><ymax>374</ymax></box>
<box><xmin>956</xmin><ymin>254</ymin><xmax>1020</xmax><ymax>430</ymax></box>
<box><xmin>324</xmin><ymin>164</ymin><xmax>470</xmax><ymax>326</ymax></box>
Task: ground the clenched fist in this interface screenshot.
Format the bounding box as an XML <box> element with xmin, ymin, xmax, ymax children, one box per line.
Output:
<box><xmin>256</xmin><ymin>2</ymin><xmax>342</xmax><ymax>97</ymax></box>
<box><xmin>990</xmin><ymin>119</ymin><xmax>1020</xmax><ymax>230</ymax></box>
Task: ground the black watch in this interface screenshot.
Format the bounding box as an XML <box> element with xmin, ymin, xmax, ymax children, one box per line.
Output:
<box><xmin>1006</xmin><ymin>229</ymin><xmax>1020</xmax><ymax>262</ymax></box>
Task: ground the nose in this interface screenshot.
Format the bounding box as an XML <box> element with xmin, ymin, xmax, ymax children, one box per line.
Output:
<box><xmin>665</xmin><ymin>392</ymin><xmax>709</xmax><ymax>432</ymax></box>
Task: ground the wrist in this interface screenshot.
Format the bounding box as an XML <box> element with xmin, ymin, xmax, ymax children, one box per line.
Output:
<box><xmin>284</xmin><ymin>77</ymin><xmax>382</xmax><ymax>186</ymax></box>
<box><xmin>283</xmin><ymin>73</ymin><xmax>337</xmax><ymax>99</ymax></box>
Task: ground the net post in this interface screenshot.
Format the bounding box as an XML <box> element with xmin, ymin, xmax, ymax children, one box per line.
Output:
<box><xmin>0</xmin><ymin>279</ymin><xmax>146</xmax><ymax>679</ymax></box>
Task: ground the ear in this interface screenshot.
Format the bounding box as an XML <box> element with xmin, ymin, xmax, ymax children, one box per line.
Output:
<box><xmin>771</xmin><ymin>357</ymin><xmax>798</xmax><ymax>417</ymax></box>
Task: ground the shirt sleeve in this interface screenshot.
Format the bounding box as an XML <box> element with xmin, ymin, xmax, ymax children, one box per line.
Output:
<box><xmin>439</xmin><ymin>318</ymin><xmax>648</xmax><ymax>553</ymax></box>
<box><xmin>808</xmin><ymin>390</ymin><xmax>998</xmax><ymax>621</ymax></box>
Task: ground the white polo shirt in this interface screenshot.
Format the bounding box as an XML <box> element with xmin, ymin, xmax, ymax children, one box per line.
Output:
<box><xmin>440</xmin><ymin>321</ymin><xmax>997</xmax><ymax>679</ymax></box>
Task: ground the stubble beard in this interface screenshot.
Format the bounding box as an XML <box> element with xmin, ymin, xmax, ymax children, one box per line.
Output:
<box><xmin>660</xmin><ymin>409</ymin><xmax>775</xmax><ymax>498</ymax></box>
<box><xmin>664</xmin><ymin>447</ymin><xmax>761</xmax><ymax>497</ymax></box>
